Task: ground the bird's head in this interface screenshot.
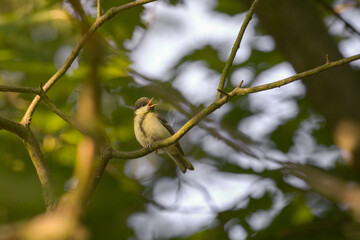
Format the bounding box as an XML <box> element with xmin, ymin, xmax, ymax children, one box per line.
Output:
<box><xmin>134</xmin><ymin>97</ymin><xmax>157</xmax><ymax>116</ymax></box>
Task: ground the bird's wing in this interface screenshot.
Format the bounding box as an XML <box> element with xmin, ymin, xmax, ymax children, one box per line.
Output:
<box><xmin>157</xmin><ymin>115</ymin><xmax>175</xmax><ymax>134</ymax></box>
<box><xmin>156</xmin><ymin>115</ymin><xmax>185</xmax><ymax>156</ymax></box>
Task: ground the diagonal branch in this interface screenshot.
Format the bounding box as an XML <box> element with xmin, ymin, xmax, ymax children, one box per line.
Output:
<box><xmin>37</xmin><ymin>88</ymin><xmax>83</xmax><ymax>134</ymax></box>
<box><xmin>21</xmin><ymin>0</ymin><xmax>157</xmax><ymax>126</ymax></box>
<box><xmin>97</xmin><ymin>0</ymin><xmax>101</xmax><ymax>19</ymax></box>
<box><xmin>0</xmin><ymin>84</ymin><xmax>84</xmax><ymax>134</ymax></box>
<box><xmin>0</xmin><ymin>116</ymin><xmax>56</xmax><ymax>210</ymax></box>
<box><xmin>86</xmin><ymin>53</ymin><xmax>360</xmax><ymax>208</ymax></box>
<box><xmin>110</xmin><ymin>53</ymin><xmax>360</xmax><ymax>160</ymax></box>
<box><xmin>317</xmin><ymin>0</ymin><xmax>360</xmax><ymax>37</ymax></box>
<box><xmin>21</xmin><ymin>129</ymin><xmax>57</xmax><ymax>211</ymax></box>
<box><xmin>216</xmin><ymin>0</ymin><xmax>260</xmax><ymax>100</ymax></box>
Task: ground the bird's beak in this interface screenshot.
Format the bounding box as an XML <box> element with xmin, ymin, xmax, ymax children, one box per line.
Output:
<box><xmin>147</xmin><ymin>98</ymin><xmax>157</xmax><ymax>109</ymax></box>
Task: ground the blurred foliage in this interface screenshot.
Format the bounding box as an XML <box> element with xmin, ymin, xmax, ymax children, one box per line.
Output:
<box><xmin>1</xmin><ymin>0</ymin><xmax>360</xmax><ymax>240</ymax></box>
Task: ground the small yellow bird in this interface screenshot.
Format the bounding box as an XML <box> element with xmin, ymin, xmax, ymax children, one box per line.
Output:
<box><xmin>133</xmin><ymin>97</ymin><xmax>194</xmax><ymax>173</ymax></box>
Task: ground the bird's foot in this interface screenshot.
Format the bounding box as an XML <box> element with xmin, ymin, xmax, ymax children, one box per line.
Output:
<box><xmin>147</xmin><ymin>143</ymin><xmax>153</xmax><ymax>151</ymax></box>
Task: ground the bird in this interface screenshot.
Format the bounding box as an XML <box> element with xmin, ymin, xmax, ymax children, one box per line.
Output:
<box><xmin>133</xmin><ymin>97</ymin><xmax>194</xmax><ymax>173</ymax></box>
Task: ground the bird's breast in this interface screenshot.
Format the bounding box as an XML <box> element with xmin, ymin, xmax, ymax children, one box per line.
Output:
<box><xmin>134</xmin><ymin>112</ymin><xmax>172</xmax><ymax>147</ymax></box>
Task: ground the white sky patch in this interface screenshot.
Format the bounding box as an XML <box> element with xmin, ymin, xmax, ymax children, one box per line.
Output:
<box><xmin>238</xmin><ymin>62</ymin><xmax>305</xmax><ymax>140</ymax></box>
<box><xmin>128</xmin><ymin>207</ymin><xmax>215</xmax><ymax>240</ymax></box>
<box><xmin>128</xmin><ymin>170</ymin><xmax>260</xmax><ymax>239</ymax></box>
<box><xmin>246</xmin><ymin>181</ymin><xmax>288</xmax><ymax>231</ymax></box>
<box><xmin>325</xmin><ymin>9</ymin><xmax>360</xmax><ymax>68</ymax></box>
<box><xmin>251</xmin><ymin>35</ymin><xmax>276</xmax><ymax>52</ymax></box>
<box><xmin>228</xmin><ymin>224</ymin><xmax>248</xmax><ymax>240</ymax></box>
<box><xmin>287</xmin><ymin>116</ymin><xmax>341</xmax><ymax>169</ymax></box>
<box><xmin>230</xmin><ymin>67</ymin><xmax>255</xmax><ymax>87</ymax></box>
<box><xmin>151</xmin><ymin>167</ymin><xmax>258</xmax><ymax>211</ymax></box>
<box><xmin>173</xmin><ymin>61</ymin><xmax>219</xmax><ymax>105</ymax></box>
<box><xmin>130</xmin><ymin>0</ymin><xmax>253</xmax><ymax>78</ymax></box>
<box><xmin>339</xmin><ymin>37</ymin><xmax>360</xmax><ymax>68</ymax></box>
<box><xmin>54</xmin><ymin>45</ymin><xmax>78</xmax><ymax>75</ymax></box>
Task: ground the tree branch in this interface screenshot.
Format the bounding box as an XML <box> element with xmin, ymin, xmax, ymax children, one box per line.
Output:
<box><xmin>110</xmin><ymin>53</ymin><xmax>360</xmax><ymax>160</ymax></box>
<box><xmin>216</xmin><ymin>0</ymin><xmax>260</xmax><ymax>100</ymax></box>
<box><xmin>0</xmin><ymin>82</ymin><xmax>84</xmax><ymax>133</ymax></box>
<box><xmin>317</xmin><ymin>0</ymin><xmax>360</xmax><ymax>37</ymax></box>
<box><xmin>0</xmin><ymin>85</ymin><xmax>39</xmax><ymax>94</ymax></box>
<box><xmin>97</xmin><ymin>0</ymin><xmax>101</xmax><ymax>19</ymax></box>
<box><xmin>21</xmin><ymin>0</ymin><xmax>158</xmax><ymax>126</ymax></box>
<box><xmin>0</xmin><ymin>116</ymin><xmax>27</xmax><ymax>136</ymax></box>
<box><xmin>233</xmin><ymin>53</ymin><xmax>360</xmax><ymax>95</ymax></box>
<box><xmin>21</xmin><ymin>129</ymin><xmax>57</xmax><ymax>211</ymax></box>
<box><xmin>37</xmin><ymin>88</ymin><xmax>83</xmax><ymax>134</ymax></box>
<box><xmin>0</xmin><ymin>116</ymin><xmax>56</xmax><ymax>210</ymax></box>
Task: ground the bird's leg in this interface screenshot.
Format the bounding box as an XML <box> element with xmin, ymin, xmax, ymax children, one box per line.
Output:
<box><xmin>147</xmin><ymin>143</ymin><xmax>153</xmax><ymax>151</ymax></box>
<box><xmin>147</xmin><ymin>143</ymin><xmax>160</xmax><ymax>154</ymax></box>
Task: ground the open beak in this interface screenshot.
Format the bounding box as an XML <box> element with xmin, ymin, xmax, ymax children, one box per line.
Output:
<box><xmin>147</xmin><ymin>98</ymin><xmax>157</xmax><ymax>109</ymax></box>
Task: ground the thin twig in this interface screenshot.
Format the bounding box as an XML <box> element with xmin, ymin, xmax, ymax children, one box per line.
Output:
<box><xmin>217</xmin><ymin>88</ymin><xmax>230</xmax><ymax>98</ymax></box>
<box><xmin>234</xmin><ymin>53</ymin><xmax>360</xmax><ymax>95</ymax></box>
<box><xmin>0</xmin><ymin>84</ymin><xmax>84</xmax><ymax>134</ymax></box>
<box><xmin>97</xmin><ymin>0</ymin><xmax>101</xmax><ymax>18</ymax></box>
<box><xmin>37</xmin><ymin>85</ymin><xmax>82</xmax><ymax>134</ymax></box>
<box><xmin>216</xmin><ymin>0</ymin><xmax>260</xmax><ymax>100</ymax></box>
<box><xmin>317</xmin><ymin>0</ymin><xmax>360</xmax><ymax>38</ymax></box>
<box><xmin>0</xmin><ymin>85</ymin><xmax>40</xmax><ymax>94</ymax></box>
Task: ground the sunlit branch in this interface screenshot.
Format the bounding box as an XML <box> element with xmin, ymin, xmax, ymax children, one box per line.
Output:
<box><xmin>0</xmin><ymin>115</ymin><xmax>56</xmax><ymax>210</ymax></box>
<box><xmin>216</xmin><ymin>0</ymin><xmax>260</xmax><ymax>100</ymax></box>
<box><xmin>0</xmin><ymin>83</ymin><xmax>83</xmax><ymax>134</ymax></box>
<box><xmin>97</xmin><ymin>0</ymin><xmax>101</xmax><ymax>18</ymax></box>
<box><xmin>21</xmin><ymin>0</ymin><xmax>158</xmax><ymax>126</ymax></box>
<box><xmin>110</xmin><ymin>53</ymin><xmax>360</xmax><ymax>160</ymax></box>
<box><xmin>233</xmin><ymin>53</ymin><xmax>360</xmax><ymax>95</ymax></box>
<box><xmin>38</xmin><ymin>89</ymin><xmax>83</xmax><ymax>134</ymax></box>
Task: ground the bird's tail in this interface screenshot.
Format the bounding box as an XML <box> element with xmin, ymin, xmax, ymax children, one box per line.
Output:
<box><xmin>168</xmin><ymin>153</ymin><xmax>194</xmax><ymax>174</ymax></box>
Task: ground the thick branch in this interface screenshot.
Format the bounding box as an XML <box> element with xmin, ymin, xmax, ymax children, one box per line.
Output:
<box><xmin>0</xmin><ymin>116</ymin><xmax>56</xmax><ymax>210</ymax></box>
<box><xmin>0</xmin><ymin>116</ymin><xmax>27</xmax><ymax>136</ymax></box>
<box><xmin>21</xmin><ymin>129</ymin><xmax>57</xmax><ymax>211</ymax></box>
<box><xmin>216</xmin><ymin>0</ymin><xmax>260</xmax><ymax>100</ymax></box>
